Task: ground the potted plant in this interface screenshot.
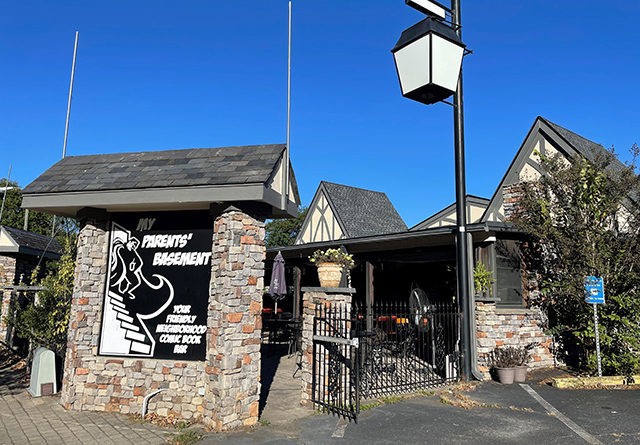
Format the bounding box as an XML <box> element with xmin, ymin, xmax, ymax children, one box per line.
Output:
<box><xmin>491</xmin><ymin>346</ymin><xmax>520</xmax><ymax>384</ymax></box>
<box><xmin>513</xmin><ymin>344</ymin><xmax>534</xmax><ymax>382</ymax></box>
<box><xmin>309</xmin><ymin>248</ymin><xmax>355</xmax><ymax>288</ymax></box>
<box><xmin>473</xmin><ymin>261</ymin><xmax>495</xmax><ymax>298</ymax></box>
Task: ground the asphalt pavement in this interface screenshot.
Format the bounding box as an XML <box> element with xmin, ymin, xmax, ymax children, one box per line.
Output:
<box><xmin>202</xmin><ymin>381</ymin><xmax>640</xmax><ymax>445</ymax></box>
<box><xmin>1</xmin><ymin>341</ymin><xmax>637</xmax><ymax>445</ymax></box>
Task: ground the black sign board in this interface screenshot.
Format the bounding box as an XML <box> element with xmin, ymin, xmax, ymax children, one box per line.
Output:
<box><xmin>98</xmin><ymin>211</ymin><xmax>212</xmax><ymax>361</ymax></box>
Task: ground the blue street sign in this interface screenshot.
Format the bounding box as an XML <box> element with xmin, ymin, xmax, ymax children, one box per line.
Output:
<box><xmin>584</xmin><ymin>276</ymin><xmax>605</xmax><ymax>304</ymax></box>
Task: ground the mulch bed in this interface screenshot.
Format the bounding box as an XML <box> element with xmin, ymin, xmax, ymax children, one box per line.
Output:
<box><xmin>527</xmin><ymin>366</ymin><xmax>574</xmax><ymax>385</ymax></box>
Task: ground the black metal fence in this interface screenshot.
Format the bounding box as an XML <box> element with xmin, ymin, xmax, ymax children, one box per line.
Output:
<box><xmin>311</xmin><ymin>301</ymin><xmax>460</xmax><ymax>419</ymax></box>
<box><xmin>353</xmin><ymin>301</ymin><xmax>460</xmax><ymax>398</ymax></box>
<box><xmin>312</xmin><ymin>303</ymin><xmax>360</xmax><ymax>420</ymax></box>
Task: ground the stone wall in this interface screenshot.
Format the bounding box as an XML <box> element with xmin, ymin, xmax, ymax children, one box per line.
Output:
<box><xmin>475</xmin><ymin>301</ymin><xmax>555</xmax><ymax>378</ymax></box>
<box><xmin>0</xmin><ymin>255</ymin><xmax>17</xmax><ymax>341</ymax></box>
<box><xmin>299</xmin><ymin>288</ymin><xmax>354</xmax><ymax>406</ymax></box>
<box><xmin>61</xmin><ymin>209</ymin><xmax>265</xmax><ymax>431</ymax></box>
<box><xmin>0</xmin><ymin>253</ymin><xmax>42</xmax><ymax>344</ymax></box>
<box><xmin>502</xmin><ymin>183</ymin><xmax>526</xmax><ymax>223</ymax></box>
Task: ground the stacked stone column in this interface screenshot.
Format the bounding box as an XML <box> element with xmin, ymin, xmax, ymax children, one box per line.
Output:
<box><xmin>299</xmin><ymin>288</ymin><xmax>354</xmax><ymax>406</ymax></box>
<box><xmin>207</xmin><ymin>209</ymin><xmax>265</xmax><ymax>430</ymax></box>
<box><xmin>61</xmin><ymin>216</ymin><xmax>110</xmax><ymax>408</ymax></box>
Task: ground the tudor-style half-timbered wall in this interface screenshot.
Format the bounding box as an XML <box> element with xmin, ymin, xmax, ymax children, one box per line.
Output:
<box><xmin>476</xmin><ymin>116</ymin><xmax>624</xmax><ymax>306</ymax></box>
<box><xmin>295</xmin><ymin>185</ymin><xmax>345</xmax><ymax>244</ymax></box>
<box><xmin>410</xmin><ymin>195</ymin><xmax>490</xmax><ymax>231</ymax></box>
<box><xmin>480</xmin><ymin>116</ymin><xmax>588</xmax><ymax>223</ymax></box>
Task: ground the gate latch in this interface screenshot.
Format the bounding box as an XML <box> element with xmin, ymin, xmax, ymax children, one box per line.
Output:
<box><xmin>313</xmin><ymin>335</ymin><xmax>359</xmax><ymax>348</ymax></box>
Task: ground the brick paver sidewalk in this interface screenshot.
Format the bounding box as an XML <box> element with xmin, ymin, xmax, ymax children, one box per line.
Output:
<box><xmin>0</xmin><ymin>347</ymin><xmax>170</xmax><ymax>445</ymax></box>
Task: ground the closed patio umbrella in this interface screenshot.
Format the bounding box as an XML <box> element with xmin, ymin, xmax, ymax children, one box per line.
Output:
<box><xmin>268</xmin><ymin>251</ymin><xmax>287</xmax><ymax>314</ymax></box>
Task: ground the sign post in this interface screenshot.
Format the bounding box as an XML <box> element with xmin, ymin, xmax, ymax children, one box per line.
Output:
<box><xmin>584</xmin><ymin>276</ymin><xmax>605</xmax><ymax>377</ymax></box>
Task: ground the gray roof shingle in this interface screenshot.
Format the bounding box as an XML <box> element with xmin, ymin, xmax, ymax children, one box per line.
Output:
<box><xmin>2</xmin><ymin>225</ymin><xmax>61</xmax><ymax>255</ymax></box>
<box><xmin>23</xmin><ymin>144</ymin><xmax>286</xmax><ymax>194</ymax></box>
<box><xmin>542</xmin><ymin>117</ymin><xmax>639</xmax><ymax>205</ymax></box>
<box><xmin>541</xmin><ymin>118</ymin><xmax>628</xmax><ymax>173</ymax></box>
<box><xmin>322</xmin><ymin>182</ymin><xmax>407</xmax><ymax>238</ymax></box>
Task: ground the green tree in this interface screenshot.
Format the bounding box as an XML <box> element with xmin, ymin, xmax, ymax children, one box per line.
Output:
<box><xmin>0</xmin><ymin>177</ymin><xmax>78</xmax><ymax>245</ymax></box>
<box><xmin>514</xmin><ymin>146</ymin><xmax>640</xmax><ymax>375</ymax></box>
<box><xmin>265</xmin><ymin>207</ymin><xmax>308</xmax><ymax>248</ymax></box>
<box><xmin>6</xmin><ymin>237</ymin><xmax>76</xmax><ymax>356</ymax></box>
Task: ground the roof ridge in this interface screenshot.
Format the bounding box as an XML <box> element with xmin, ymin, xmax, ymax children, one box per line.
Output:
<box><xmin>321</xmin><ymin>181</ymin><xmax>388</xmax><ymax>196</ymax></box>
<box><xmin>59</xmin><ymin>144</ymin><xmax>286</xmax><ymax>160</ymax></box>
<box><xmin>538</xmin><ymin>116</ymin><xmax>605</xmax><ymax>150</ymax></box>
<box><xmin>466</xmin><ymin>194</ymin><xmax>490</xmax><ymax>201</ymax></box>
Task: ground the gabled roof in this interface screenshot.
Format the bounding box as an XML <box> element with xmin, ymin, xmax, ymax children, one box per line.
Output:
<box><xmin>22</xmin><ymin>144</ymin><xmax>300</xmax><ymax>218</ymax></box>
<box><xmin>24</xmin><ymin>144</ymin><xmax>286</xmax><ymax>193</ymax></box>
<box><xmin>541</xmin><ymin>117</ymin><xmax>628</xmax><ymax>174</ymax></box>
<box><xmin>0</xmin><ymin>225</ymin><xmax>61</xmax><ymax>259</ymax></box>
<box><xmin>481</xmin><ymin>116</ymin><xmax>629</xmax><ymax>223</ymax></box>
<box><xmin>295</xmin><ymin>182</ymin><xmax>407</xmax><ymax>245</ymax></box>
<box><xmin>410</xmin><ymin>195</ymin><xmax>490</xmax><ymax>231</ymax></box>
<box><xmin>321</xmin><ymin>182</ymin><xmax>407</xmax><ymax>238</ymax></box>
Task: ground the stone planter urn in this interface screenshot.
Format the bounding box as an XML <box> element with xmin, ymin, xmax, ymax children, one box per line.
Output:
<box><xmin>514</xmin><ymin>366</ymin><xmax>528</xmax><ymax>383</ymax></box>
<box><xmin>496</xmin><ymin>367</ymin><xmax>516</xmax><ymax>384</ymax></box>
<box><xmin>316</xmin><ymin>263</ymin><xmax>343</xmax><ymax>287</ymax></box>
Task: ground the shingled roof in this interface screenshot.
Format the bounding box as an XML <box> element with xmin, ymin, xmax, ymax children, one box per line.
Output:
<box><xmin>481</xmin><ymin>116</ymin><xmax>636</xmax><ymax>223</ymax></box>
<box><xmin>22</xmin><ymin>144</ymin><xmax>300</xmax><ymax>218</ymax></box>
<box><xmin>322</xmin><ymin>182</ymin><xmax>407</xmax><ymax>238</ymax></box>
<box><xmin>541</xmin><ymin>118</ymin><xmax>627</xmax><ymax>171</ymax></box>
<box><xmin>0</xmin><ymin>225</ymin><xmax>61</xmax><ymax>258</ymax></box>
<box><xmin>23</xmin><ymin>144</ymin><xmax>287</xmax><ymax>194</ymax></box>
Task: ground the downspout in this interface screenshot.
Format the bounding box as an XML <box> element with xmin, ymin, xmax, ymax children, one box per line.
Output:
<box><xmin>466</xmin><ymin>232</ymin><xmax>484</xmax><ymax>381</ymax></box>
<box><xmin>141</xmin><ymin>388</ymin><xmax>168</xmax><ymax>418</ymax></box>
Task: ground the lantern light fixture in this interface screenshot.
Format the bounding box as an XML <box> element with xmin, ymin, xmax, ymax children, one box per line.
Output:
<box><xmin>391</xmin><ymin>16</ymin><xmax>465</xmax><ymax>105</ymax></box>
<box><xmin>392</xmin><ymin>0</ymin><xmax>474</xmax><ymax>382</ymax></box>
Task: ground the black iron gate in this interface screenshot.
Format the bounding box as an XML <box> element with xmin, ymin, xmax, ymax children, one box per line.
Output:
<box><xmin>355</xmin><ymin>301</ymin><xmax>460</xmax><ymax>399</ymax></box>
<box><xmin>312</xmin><ymin>301</ymin><xmax>460</xmax><ymax>421</ymax></box>
<box><xmin>311</xmin><ymin>303</ymin><xmax>360</xmax><ymax>420</ymax></box>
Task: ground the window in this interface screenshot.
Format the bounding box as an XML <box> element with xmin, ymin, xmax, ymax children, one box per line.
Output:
<box><xmin>495</xmin><ymin>240</ymin><xmax>523</xmax><ymax>306</ymax></box>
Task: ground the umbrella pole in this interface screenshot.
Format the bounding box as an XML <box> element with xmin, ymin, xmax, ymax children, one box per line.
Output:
<box><xmin>275</xmin><ymin>300</ymin><xmax>278</xmax><ymax>315</ymax></box>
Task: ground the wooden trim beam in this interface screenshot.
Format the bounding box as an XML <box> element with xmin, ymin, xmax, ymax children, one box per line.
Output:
<box><xmin>293</xmin><ymin>266</ymin><xmax>302</xmax><ymax>319</ymax></box>
<box><xmin>365</xmin><ymin>261</ymin><xmax>374</xmax><ymax>331</ymax></box>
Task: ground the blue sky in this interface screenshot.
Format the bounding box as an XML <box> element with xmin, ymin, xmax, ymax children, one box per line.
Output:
<box><xmin>1</xmin><ymin>1</ymin><xmax>639</xmax><ymax>227</ymax></box>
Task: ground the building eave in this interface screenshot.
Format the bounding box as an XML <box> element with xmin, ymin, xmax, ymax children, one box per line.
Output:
<box><xmin>269</xmin><ymin>222</ymin><xmax>522</xmax><ymax>259</ymax></box>
<box><xmin>22</xmin><ymin>183</ymin><xmax>298</xmax><ymax>218</ymax></box>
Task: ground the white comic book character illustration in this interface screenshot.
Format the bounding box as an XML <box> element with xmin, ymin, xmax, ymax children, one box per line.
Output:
<box><xmin>99</xmin><ymin>222</ymin><xmax>174</xmax><ymax>356</ymax></box>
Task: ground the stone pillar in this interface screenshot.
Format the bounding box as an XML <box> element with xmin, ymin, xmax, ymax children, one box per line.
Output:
<box><xmin>61</xmin><ymin>215</ymin><xmax>109</xmax><ymax>408</ymax></box>
<box><xmin>208</xmin><ymin>209</ymin><xmax>265</xmax><ymax>431</ymax></box>
<box><xmin>0</xmin><ymin>255</ymin><xmax>17</xmax><ymax>342</ymax></box>
<box><xmin>299</xmin><ymin>287</ymin><xmax>354</xmax><ymax>406</ymax></box>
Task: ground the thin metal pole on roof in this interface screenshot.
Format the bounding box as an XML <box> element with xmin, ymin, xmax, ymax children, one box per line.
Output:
<box><xmin>62</xmin><ymin>31</ymin><xmax>79</xmax><ymax>159</ymax></box>
<box><xmin>281</xmin><ymin>1</ymin><xmax>292</xmax><ymax>211</ymax></box>
<box><xmin>0</xmin><ymin>164</ymin><xmax>12</xmax><ymax>225</ymax></box>
<box><xmin>46</xmin><ymin>31</ymin><xmax>78</xmax><ymax>241</ymax></box>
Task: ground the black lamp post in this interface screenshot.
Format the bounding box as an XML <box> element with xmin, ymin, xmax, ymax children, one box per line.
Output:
<box><xmin>391</xmin><ymin>0</ymin><xmax>473</xmax><ymax>381</ymax></box>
